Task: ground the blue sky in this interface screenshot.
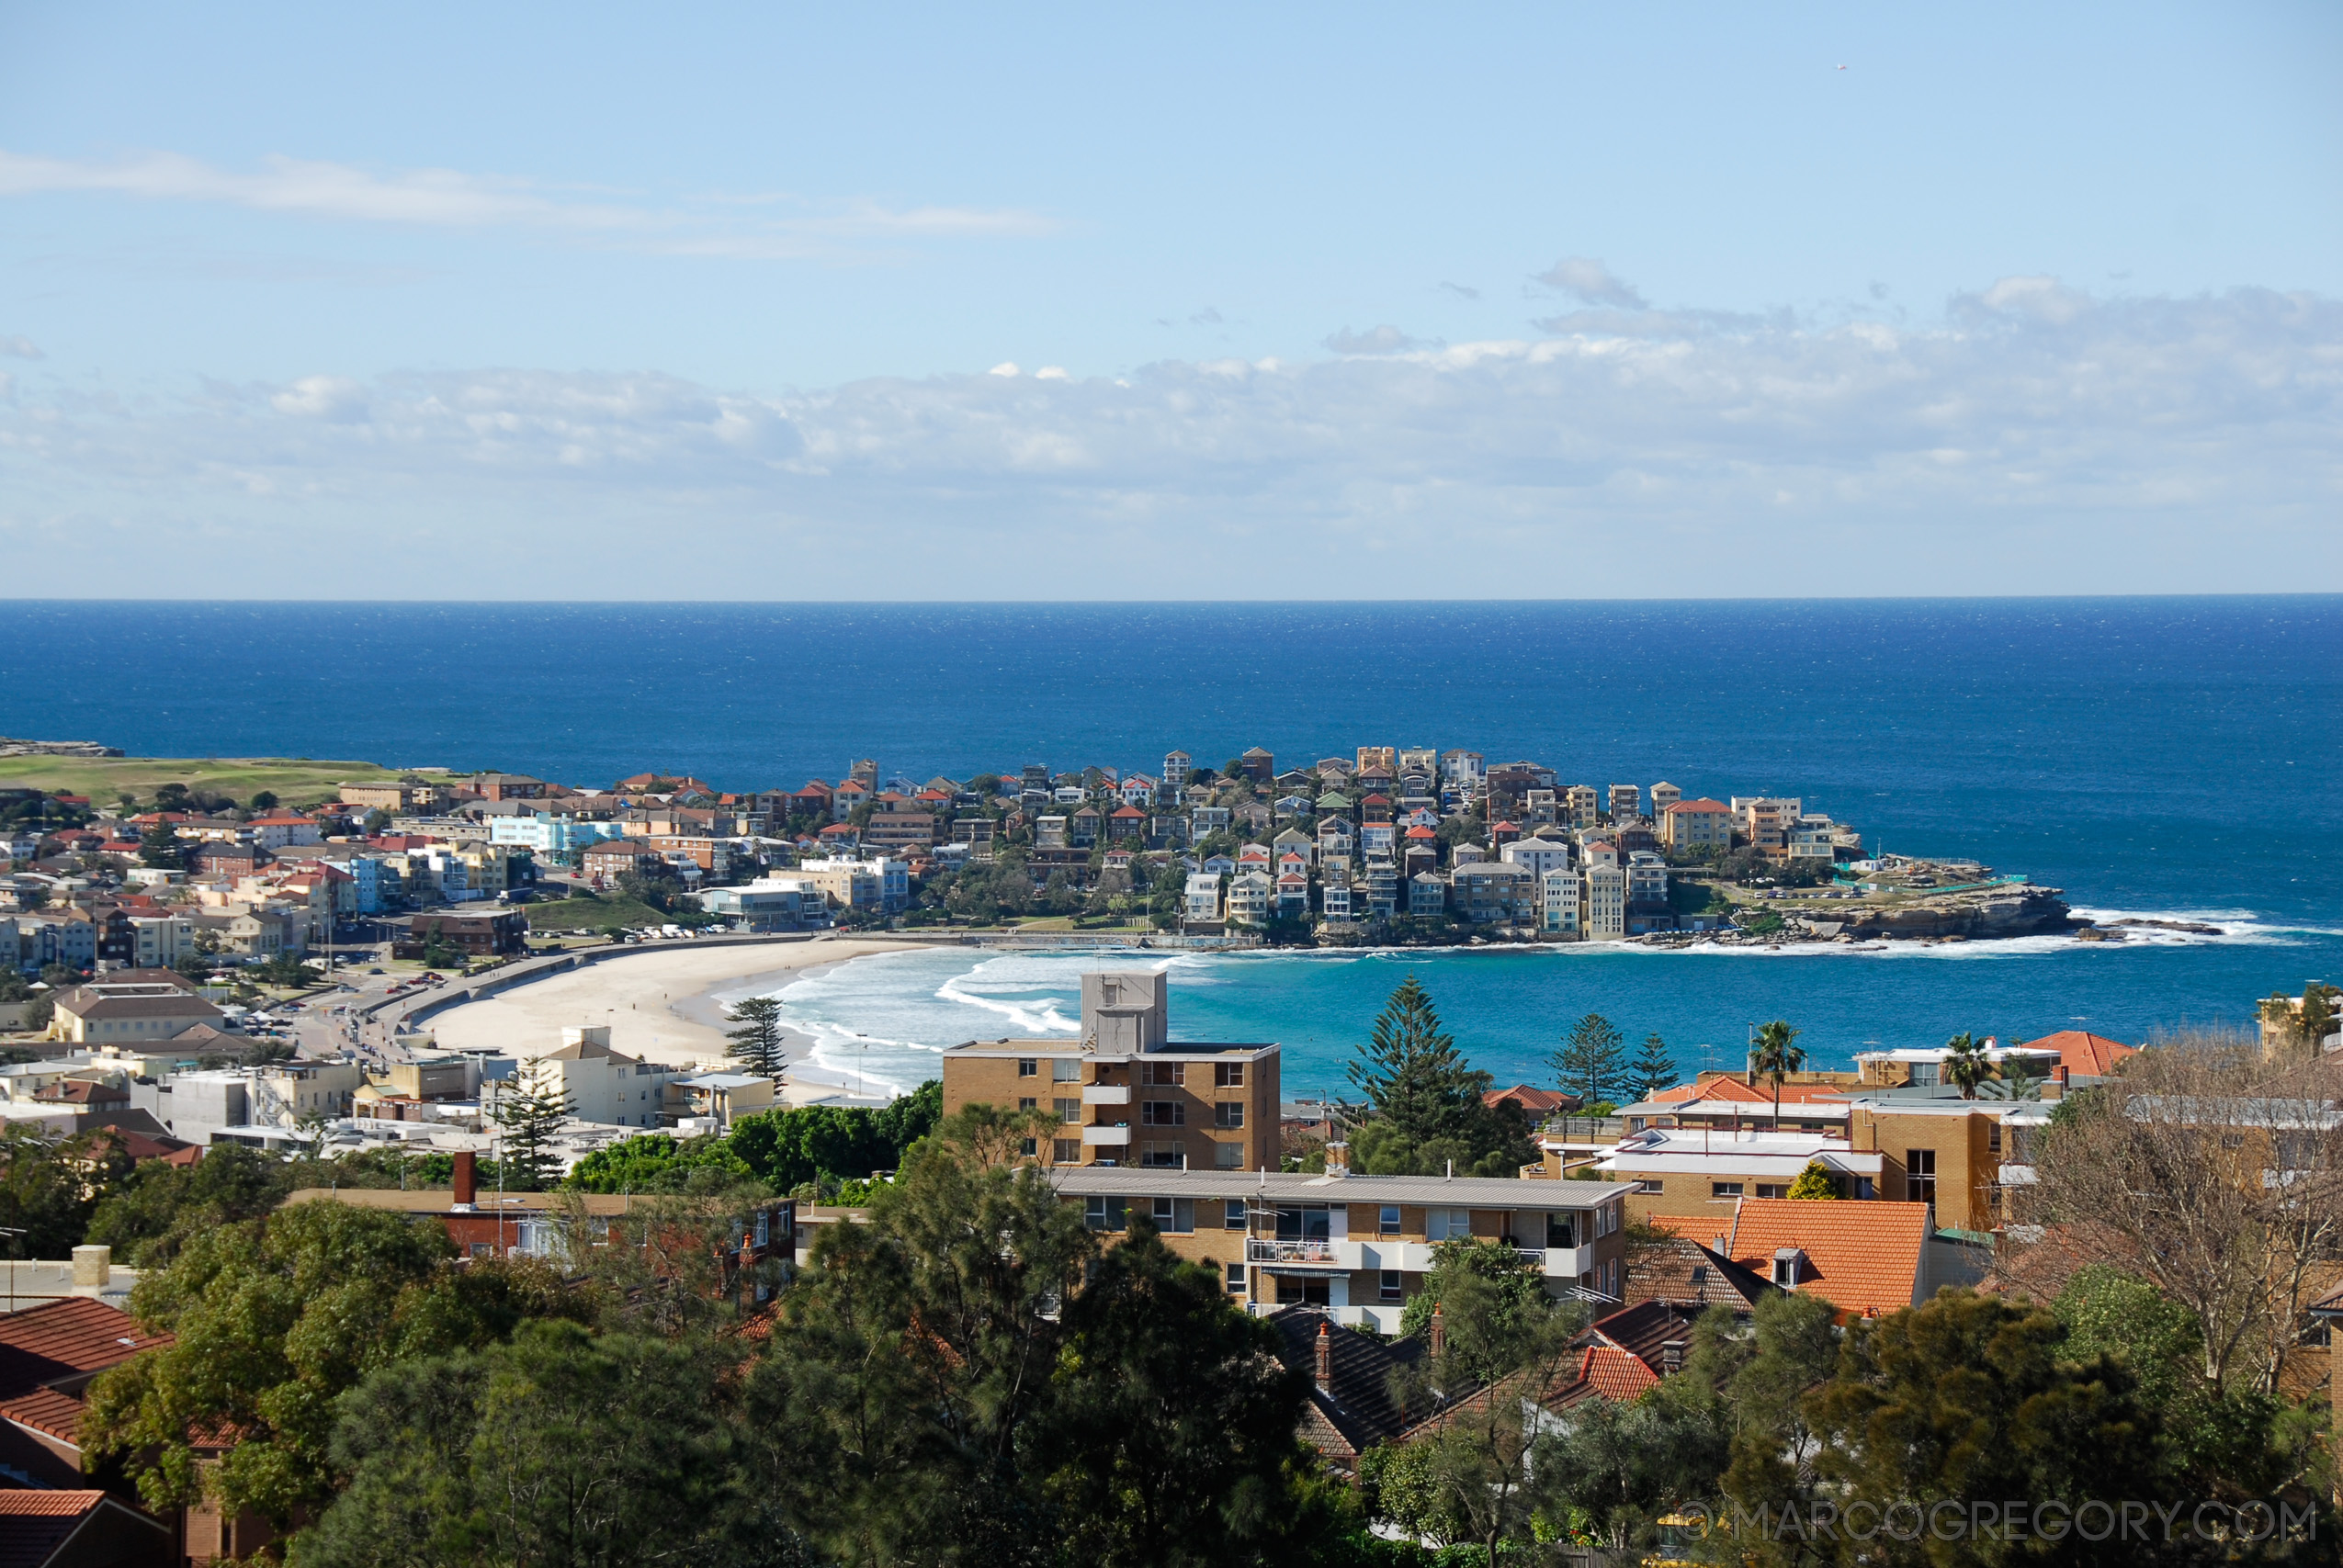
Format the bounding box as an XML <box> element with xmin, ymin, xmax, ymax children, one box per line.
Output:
<box><xmin>3</xmin><ymin>2</ymin><xmax>2338</xmax><ymax>597</ymax></box>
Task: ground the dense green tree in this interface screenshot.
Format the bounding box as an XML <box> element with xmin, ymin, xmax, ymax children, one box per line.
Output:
<box><xmin>723</xmin><ymin>996</ymin><xmax>787</xmax><ymax>1078</ymax></box>
<box><xmin>564</xmin><ymin>1132</ymin><xmax>755</xmax><ymax>1195</ymax></box>
<box><xmin>1805</xmin><ymin>1289</ymin><xmax>2168</xmax><ymax>1563</ymax></box>
<box><xmin>0</xmin><ymin>1123</ymin><xmax>130</xmax><ymax>1258</ymax></box>
<box><xmin>1551</xmin><ymin>1012</ymin><xmax>1627</xmax><ymax>1108</ymax></box>
<box><xmin>84</xmin><ymin>1142</ymin><xmax>297</xmax><ymax>1265</ymax></box>
<box><xmin>1748</xmin><ymin>1020</ymin><xmax>1804</xmax><ymax>1121</ymax></box>
<box><xmin>1344</xmin><ymin>977</ymin><xmax>1530</xmax><ymax>1179</ymax></box>
<box><xmin>84</xmin><ymin>1201</ymin><xmax>581</xmax><ymax>1529</ymax></box>
<box><xmin>726</xmin><ymin>1080</ymin><xmax>942</xmax><ymax>1192</ymax></box>
<box><xmin>1627</xmin><ymin>1031</ymin><xmax>1678</xmax><ymax>1101</ymax></box>
<box><xmin>1709</xmin><ymin>1289</ymin><xmax>1841</xmax><ymax>1539</ymax></box>
<box><xmin>1044</xmin><ymin>1218</ymin><xmax>1311</xmax><ymax>1566</ymax></box>
<box><xmin>1783</xmin><ymin>1160</ymin><xmax>1840</xmax><ymax>1201</ymax></box>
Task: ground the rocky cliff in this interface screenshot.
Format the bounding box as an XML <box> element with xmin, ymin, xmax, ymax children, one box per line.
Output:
<box><xmin>1838</xmin><ymin>886</ymin><xmax>2072</xmax><ymax>941</ymax></box>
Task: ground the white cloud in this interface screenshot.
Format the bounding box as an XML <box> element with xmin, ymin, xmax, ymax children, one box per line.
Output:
<box><xmin>1534</xmin><ymin>255</ymin><xmax>1647</xmax><ymax>309</ymax></box>
<box><xmin>0</xmin><ymin>147</ymin><xmax>1054</xmax><ymax>260</ymax></box>
<box><xmin>1324</xmin><ymin>324</ymin><xmax>1432</xmax><ymax>355</ymax></box>
<box><xmin>2</xmin><ymin>278</ymin><xmax>2336</xmax><ymax>597</ymax></box>
<box><xmin>0</xmin><ymin>335</ymin><xmax>41</xmax><ymax>360</ymax></box>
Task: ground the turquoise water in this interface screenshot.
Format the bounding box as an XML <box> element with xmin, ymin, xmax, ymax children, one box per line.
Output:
<box><xmin>5</xmin><ymin>596</ymin><xmax>2337</xmax><ymax>1093</ymax></box>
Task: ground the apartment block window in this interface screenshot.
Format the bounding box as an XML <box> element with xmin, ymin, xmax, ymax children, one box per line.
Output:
<box><xmin>1140</xmin><ymin>1141</ymin><xmax>1186</xmax><ymax>1169</ymax></box>
<box><xmin>1215</xmin><ymin>1141</ymin><xmax>1244</xmax><ymax>1169</ymax></box>
<box><xmin>1215</xmin><ymin>1062</ymin><xmax>1245</xmax><ymax>1088</ymax></box>
<box><xmin>1380</xmin><ymin>1204</ymin><xmax>1403</xmax><ymax>1236</ymax></box>
<box><xmin>1755</xmin><ymin>1184</ymin><xmax>1787</xmax><ymax>1200</ymax></box>
<box><xmin>1017</xmin><ymin>1098</ymin><xmax>1037</xmax><ymax>1111</ymax></box>
<box><xmin>1379</xmin><ymin>1269</ymin><xmax>1403</xmax><ymax>1302</ymax></box>
<box><xmin>1017</xmin><ymin>1059</ymin><xmax>1038</xmax><ymax>1077</ymax></box>
<box><xmin>1214</xmin><ymin>1102</ymin><xmax>1244</xmax><ymax>1129</ymax></box>
<box><xmin>1545</xmin><ymin>1213</ymin><xmax>1576</xmax><ymax>1249</ymax></box>
<box><xmin>1225</xmin><ymin>1200</ymin><xmax>1249</xmax><ymax>1229</ymax></box>
<box><xmin>1084</xmin><ymin>1196</ymin><xmax>1126</xmax><ymax>1232</ymax></box>
<box><xmin>1711</xmin><ymin>1181</ymin><xmax>1745</xmax><ymax>1198</ymax></box>
<box><xmin>1906</xmin><ymin>1149</ymin><xmax>1936</xmax><ymax>1204</ymax></box>
<box><xmin>1150</xmin><ymin>1197</ymin><xmax>1196</xmax><ymax>1234</ymax></box>
<box><xmin>1987</xmin><ymin>1122</ymin><xmax>2003</xmax><ymax>1155</ymax></box>
<box><xmin>1141</xmin><ymin>1061</ymin><xmax>1185</xmax><ymax>1087</ymax></box>
<box><xmin>1225</xmin><ymin>1262</ymin><xmax>1246</xmax><ymax>1294</ymax></box>
<box><xmin>1052</xmin><ymin>1059</ymin><xmax>1081</xmax><ymax>1082</ymax></box>
<box><xmin>1051</xmin><ymin>1139</ymin><xmax>1081</xmax><ymax>1164</ymax></box>
<box><xmin>1019</xmin><ymin>1137</ymin><xmax>1036</xmax><ymax>1157</ymax></box>
<box><xmin>1142</xmin><ymin>1100</ymin><xmax>1185</xmax><ymax>1126</ymax></box>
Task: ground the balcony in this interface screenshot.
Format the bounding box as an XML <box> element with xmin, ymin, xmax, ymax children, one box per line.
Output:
<box><xmin>1081</xmin><ymin>1084</ymin><xmax>1131</xmax><ymax>1105</ymax></box>
<box><xmin>1246</xmin><ymin>1237</ymin><xmax>1358</xmax><ymax>1269</ymax></box>
<box><xmin>1081</xmin><ymin>1124</ymin><xmax>1132</xmax><ymax>1146</ymax></box>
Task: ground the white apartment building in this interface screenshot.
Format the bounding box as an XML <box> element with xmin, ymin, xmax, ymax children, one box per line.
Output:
<box><xmin>1583</xmin><ymin>864</ymin><xmax>1626</xmax><ymax>940</ymax></box>
<box><xmin>1183</xmin><ymin>874</ymin><xmax>1223</xmax><ymax>922</ymax></box>
<box><xmin>1540</xmin><ymin>867</ymin><xmax>1582</xmax><ymax>937</ymax></box>
<box><xmin>1500</xmin><ymin>839</ymin><xmax>1574</xmax><ymax>876</ymax></box>
<box><xmin>494</xmin><ymin>1028</ymin><xmax>687</xmax><ymax>1130</ymax></box>
<box><xmin>129</xmin><ymin>914</ymin><xmax>195</xmax><ymax>968</ymax></box>
<box><xmin>1225</xmin><ymin>871</ymin><xmax>1273</xmax><ymax>925</ymax></box>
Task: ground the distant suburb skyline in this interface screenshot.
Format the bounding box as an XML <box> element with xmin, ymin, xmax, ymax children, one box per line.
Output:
<box><xmin>1</xmin><ymin>1</ymin><xmax>2337</xmax><ymax>599</ymax></box>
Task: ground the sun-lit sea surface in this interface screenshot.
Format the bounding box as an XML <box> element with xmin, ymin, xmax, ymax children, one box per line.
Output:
<box><xmin>6</xmin><ymin>597</ymin><xmax>2337</xmax><ymax>1095</ymax></box>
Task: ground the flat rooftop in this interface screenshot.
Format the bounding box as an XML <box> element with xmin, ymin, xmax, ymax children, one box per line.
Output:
<box><xmin>945</xmin><ymin>1037</ymin><xmax>1276</xmax><ymax>1057</ymax></box>
<box><xmin>1045</xmin><ymin>1168</ymin><xmax>1636</xmax><ymax>1205</ymax></box>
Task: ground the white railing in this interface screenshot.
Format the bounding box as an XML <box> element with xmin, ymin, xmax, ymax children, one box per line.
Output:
<box><xmin>1247</xmin><ymin>1237</ymin><xmax>1340</xmax><ymax>1265</ymax></box>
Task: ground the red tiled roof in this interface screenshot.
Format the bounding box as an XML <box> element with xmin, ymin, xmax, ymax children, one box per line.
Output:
<box><xmin>1647</xmin><ymin>1077</ymin><xmax>1848</xmax><ymax>1107</ymax></box>
<box><xmin>1404</xmin><ymin>826</ymin><xmax>1437</xmax><ymax>839</ymax></box>
<box><xmin>1574</xmin><ymin>1342</ymin><xmax>1661</xmax><ymax>1402</ymax></box>
<box><xmin>2018</xmin><ymin>1030</ymin><xmax>2138</xmax><ymax>1076</ymax></box>
<box><xmin>0</xmin><ymin>1489</ymin><xmax>108</xmax><ymax>1516</ymax></box>
<box><xmin>0</xmin><ymin>1386</ymin><xmax>87</xmax><ymax>1444</ymax></box>
<box><xmin>1486</xmin><ymin>1085</ymin><xmax>1574</xmax><ymax>1113</ymax></box>
<box><xmin>1666</xmin><ymin>797</ymin><xmax>1732</xmax><ymax>814</ymax></box>
<box><xmin>0</xmin><ymin>1298</ymin><xmax>171</xmax><ymax>1395</ymax></box>
<box><xmin>1678</xmin><ymin>1199</ymin><xmax>1934</xmax><ymax>1318</ymax></box>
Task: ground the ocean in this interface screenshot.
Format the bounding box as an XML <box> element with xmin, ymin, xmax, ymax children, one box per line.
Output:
<box><xmin>6</xmin><ymin>598</ymin><xmax>2338</xmax><ymax>1094</ymax></box>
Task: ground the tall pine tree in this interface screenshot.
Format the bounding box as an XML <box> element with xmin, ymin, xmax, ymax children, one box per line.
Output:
<box><xmin>1345</xmin><ymin>976</ymin><xmax>1492</xmax><ymax>1147</ymax></box>
<box><xmin>1628</xmin><ymin>1031</ymin><xmax>1677</xmax><ymax>1101</ymax></box>
<box><xmin>1551</xmin><ymin>1013</ymin><xmax>1627</xmax><ymax>1107</ymax></box>
<box><xmin>492</xmin><ymin>1060</ymin><xmax>574</xmax><ymax>1190</ymax></box>
<box><xmin>724</xmin><ymin>997</ymin><xmax>788</xmax><ymax>1080</ymax></box>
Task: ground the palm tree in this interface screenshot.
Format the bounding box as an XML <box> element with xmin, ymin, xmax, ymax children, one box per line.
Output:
<box><xmin>1749</xmin><ymin>1020</ymin><xmax>1804</xmax><ymax>1122</ymax></box>
<box><xmin>1941</xmin><ymin>1032</ymin><xmax>1991</xmax><ymax>1099</ymax></box>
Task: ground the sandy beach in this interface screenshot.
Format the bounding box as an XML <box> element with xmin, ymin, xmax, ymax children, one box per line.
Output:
<box><xmin>426</xmin><ymin>938</ymin><xmax>931</xmax><ymax>1089</ymax></box>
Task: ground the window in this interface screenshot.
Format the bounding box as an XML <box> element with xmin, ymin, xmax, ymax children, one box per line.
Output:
<box><xmin>1084</xmin><ymin>1196</ymin><xmax>1126</xmax><ymax>1232</ymax></box>
<box><xmin>1142</xmin><ymin>1100</ymin><xmax>1185</xmax><ymax>1126</ymax></box>
<box><xmin>1017</xmin><ymin>1058</ymin><xmax>1038</xmax><ymax>1077</ymax></box>
<box><xmin>1141</xmin><ymin>1061</ymin><xmax>1185</xmax><ymax>1086</ymax></box>
<box><xmin>1055</xmin><ymin>1098</ymin><xmax>1080</xmax><ymax>1122</ymax></box>
<box><xmin>1545</xmin><ymin>1213</ymin><xmax>1576</xmax><ymax>1249</ymax></box>
<box><xmin>1379</xmin><ymin>1269</ymin><xmax>1403</xmax><ymax>1302</ymax></box>
<box><xmin>1689</xmin><ymin>1264</ymin><xmax>1709</xmax><ymax>1288</ymax></box>
<box><xmin>1755</xmin><ymin>1184</ymin><xmax>1787</xmax><ymax>1200</ymax></box>
<box><xmin>1275</xmin><ymin>1204</ymin><xmax>1332</xmax><ymax>1241</ymax></box>
<box><xmin>1052</xmin><ymin>1139</ymin><xmax>1081</xmax><ymax>1164</ymax></box>
<box><xmin>1018</xmin><ymin>1097</ymin><xmax>1037</xmax><ymax>1111</ymax></box>
<box><xmin>1019</xmin><ymin>1137</ymin><xmax>1036</xmax><ymax>1157</ymax></box>
<box><xmin>1425</xmin><ymin>1207</ymin><xmax>1472</xmax><ymax>1241</ymax></box>
<box><xmin>1710</xmin><ymin>1181</ymin><xmax>1745</xmax><ymax>1198</ymax></box>
<box><xmin>1052</xmin><ymin>1059</ymin><xmax>1081</xmax><ymax>1082</ymax></box>
<box><xmin>1225</xmin><ymin>1262</ymin><xmax>1245</xmax><ymax>1294</ymax></box>
<box><xmin>1987</xmin><ymin>1122</ymin><xmax>2003</xmax><ymax>1155</ymax></box>
<box><xmin>1380</xmin><ymin>1204</ymin><xmax>1403</xmax><ymax>1236</ymax></box>
<box><xmin>1906</xmin><ymin>1149</ymin><xmax>1936</xmax><ymax>1204</ymax></box>
<box><xmin>1215</xmin><ymin>1062</ymin><xmax>1245</xmax><ymax>1088</ymax></box>
<box><xmin>1215</xmin><ymin>1142</ymin><xmax>1244</xmax><ymax>1169</ymax></box>
<box><xmin>1225</xmin><ymin>1200</ymin><xmax>1249</xmax><ymax>1229</ymax></box>
<box><xmin>753</xmin><ymin>1209</ymin><xmax>771</xmax><ymax>1247</ymax></box>
<box><xmin>1214</xmin><ymin>1102</ymin><xmax>1244</xmax><ymax>1129</ymax></box>
<box><xmin>1150</xmin><ymin>1197</ymin><xmax>1195</xmax><ymax>1234</ymax></box>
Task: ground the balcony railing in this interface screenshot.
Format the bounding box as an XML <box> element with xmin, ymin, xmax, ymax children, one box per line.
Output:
<box><xmin>1246</xmin><ymin>1238</ymin><xmax>1340</xmax><ymax>1265</ymax></box>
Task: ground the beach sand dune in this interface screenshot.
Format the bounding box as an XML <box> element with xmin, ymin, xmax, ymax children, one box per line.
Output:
<box><xmin>427</xmin><ymin>938</ymin><xmax>927</xmax><ymax>1072</ymax></box>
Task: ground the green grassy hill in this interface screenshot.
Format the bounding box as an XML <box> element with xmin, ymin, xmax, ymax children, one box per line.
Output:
<box><xmin>0</xmin><ymin>755</ymin><xmax>419</xmax><ymax>807</ymax></box>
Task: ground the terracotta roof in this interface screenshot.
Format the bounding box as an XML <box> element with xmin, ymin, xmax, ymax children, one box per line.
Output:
<box><xmin>1485</xmin><ymin>1085</ymin><xmax>1575</xmax><ymax>1114</ymax></box>
<box><xmin>1647</xmin><ymin>1077</ymin><xmax>1849</xmax><ymax>1107</ymax></box>
<box><xmin>0</xmin><ymin>1385</ymin><xmax>88</xmax><ymax>1444</ymax></box>
<box><xmin>1676</xmin><ymin>1199</ymin><xmax>1934</xmax><ymax>1317</ymax></box>
<box><xmin>0</xmin><ymin>1490</ymin><xmax>108</xmax><ymax>1518</ymax></box>
<box><xmin>0</xmin><ymin>1299</ymin><xmax>169</xmax><ymax>1400</ymax></box>
<box><xmin>1572</xmin><ymin>1341</ymin><xmax>1662</xmax><ymax>1403</ymax></box>
<box><xmin>2018</xmin><ymin>1030</ymin><xmax>2138</xmax><ymax>1077</ymax></box>
<box><xmin>1665</xmin><ymin>798</ymin><xmax>1732</xmax><ymax>814</ymax></box>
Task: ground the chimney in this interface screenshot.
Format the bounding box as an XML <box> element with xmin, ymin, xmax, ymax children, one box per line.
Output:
<box><xmin>71</xmin><ymin>1245</ymin><xmax>110</xmax><ymax>1291</ymax></box>
<box><xmin>2054</xmin><ymin>1064</ymin><xmax>2070</xmax><ymax>1088</ymax></box>
<box><xmin>1314</xmin><ymin>1320</ymin><xmax>1332</xmax><ymax>1393</ymax></box>
<box><xmin>1660</xmin><ymin>1339</ymin><xmax>1686</xmax><ymax>1375</ymax></box>
<box><xmin>452</xmin><ymin>1150</ymin><xmax>477</xmax><ymax>1209</ymax></box>
<box><xmin>1430</xmin><ymin>1302</ymin><xmax>1445</xmax><ymax>1359</ymax></box>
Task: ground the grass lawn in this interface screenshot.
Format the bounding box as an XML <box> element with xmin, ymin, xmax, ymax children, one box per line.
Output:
<box><xmin>519</xmin><ymin>896</ymin><xmax>710</xmax><ymax>932</ymax></box>
<box><xmin>0</xmin><ymin>755</ymin><xmax>420</xmax><ymax>807</ymax></box>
